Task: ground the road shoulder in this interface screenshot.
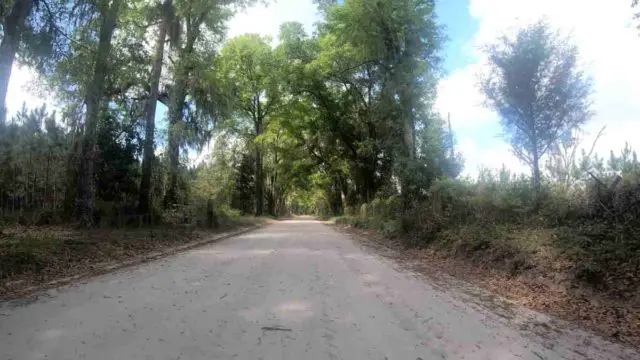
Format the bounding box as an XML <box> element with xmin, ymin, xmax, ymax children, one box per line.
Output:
<box><xmin>331</xmin><ymin>222</ymin><xmax>640</xmax><ymax>354</ymax></box>
<box><xmin>1</xmin><ymin>224</ymin><xmax>264</xmax><ymax>302</ymax></box>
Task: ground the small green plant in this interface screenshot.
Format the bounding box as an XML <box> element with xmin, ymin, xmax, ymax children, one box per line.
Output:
<box><xmin>0</xmin><ymin>231</ymin><xmax>64</xmax><ymax>279</ymax></box>
<box><xmin>217</xmin><ymin>204</ymin><xmax>241</xmax><ymax>218</ymax></box>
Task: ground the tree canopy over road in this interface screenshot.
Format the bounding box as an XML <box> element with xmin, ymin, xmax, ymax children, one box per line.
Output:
<box><xmin>2</xmin><ymin>1</ymin><xmax>640</xmax><ymax>343</ymax></box>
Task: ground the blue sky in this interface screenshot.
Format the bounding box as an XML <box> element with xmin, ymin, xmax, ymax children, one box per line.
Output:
<box><xmin>435</xmin><ymin>0</ymin><xmax>504</xmax><ymax>160</ymax></box>
<box><xmin>437</xmin><ymin>0</ymin><xmax>479</xmax><ymax>74</ymax></box>
<box><xmin>7</xmin><ymin>0</ymin><xmax>640</xmax><ymax>175</ymax></box>
<box><xmin>434</xmin><ymin>0</ymin><xmax>640</xmax><ymax>175</ymax></box>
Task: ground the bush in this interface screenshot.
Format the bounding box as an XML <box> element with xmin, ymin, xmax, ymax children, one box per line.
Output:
<box><xmin>0</xmin><ymin>231</ymin><xmax>64</xmax><ymax>279</ymax></box>
<box><xmin>161</xmin><ymin>205</ymin><xmax>190</xmax><ymax>226</ymax></box>
<box><xmin>217</xmin><ymin>204</ymin><xmax>241</xmax><ymax>218</ymax></box>
<box><xmin>341</xmin><ymin>161</ymin><xmax>640</xmax><ymax>292</ymax></box>
<box><xmin>344</xmin><ymin>206</ymin><xmax>355</xmax><ymax>216</ymax></box>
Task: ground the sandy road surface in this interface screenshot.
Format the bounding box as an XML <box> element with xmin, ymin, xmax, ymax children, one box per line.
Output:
<box><xmin>1</xmin><ymin>219</ymin><xmax>637</xmax><ymax>360</ymax></box>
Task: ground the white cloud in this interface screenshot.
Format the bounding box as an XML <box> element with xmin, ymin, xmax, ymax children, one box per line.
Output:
<box><xmin>439</xmin><ymin>0</ymin><xmax>640</xmax><ymax>177</ymax></box>
<box><xmin>435</xmin><ymin>63</ymin><xmax>494</xmax><ymax>129</ymax></box>
<box><xmin>457</xmin><ymin>137</ymin><xmax>527</xmax><ymax>176</ymax></box>
<box><xmin>226</xmin><ymin>0</ymin><xmax>320</xmax><ymax>41</ymax></box>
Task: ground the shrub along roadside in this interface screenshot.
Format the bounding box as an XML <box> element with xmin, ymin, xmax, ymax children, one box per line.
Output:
<box><xmin>0</xmin><ymin>214</ymin><xmax>267</xmax><ymax>300</ymax></box>
<box><xmin>336</xmin><ymin>169</ymin><xmax>640</xmax><ymax>300</ymax></box>
<box><xmin>335</xmin><ymin>222</ymin><xmax>640</xmax><ymax>347</ymax></box>
<box><xmin>332</xmin><ymin>169</ymin><xmax>640</xmax><ymax>346</ymax></box>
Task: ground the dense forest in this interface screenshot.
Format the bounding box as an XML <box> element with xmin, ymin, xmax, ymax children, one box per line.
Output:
<box><xmin>2</xmin><ymin>0</ymin><xmax>640</xmax><ymax>327</ymax></box>
<box><xmin>0</xmin><ymin>0</ymin><xmax>463</xmax><ymax>225</ymax></box>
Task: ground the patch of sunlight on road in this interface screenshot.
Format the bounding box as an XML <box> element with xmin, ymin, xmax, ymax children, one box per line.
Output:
<box><xmin>238</xmin><ymin>300</ymin><xmax>315</xmax><ymax>323</ymax></box>
<box><xmin>273</xmin><ymin>300</ymin><xmax>315</xmax><ymax>322</ymax></box>
<box><xmin>191</xmin><ymin>249</ymin><xmax>274</xmax><ymax>258</ymax></box>
<box><xmin>363</xmin><ymin>285</ymin><xmax>385</xmax><ymax>294</ymax></box>
<box><xmin>343</xmin><ymin>253</ymin><xmax>375</xmax><ymax>260</ymax></box>
<box><xmin>279</xmin><ymin>219</ymin><xmax>324</xmax><ymax>224</ymax></box>
<box><xmin>361</xmin><ymin>274</ymin><xmax>379</xmax><ymax>284</ymax></box>
<box><xmin>240</xmin><ymin>232</ymin><xmax>299</xmax><ymax>239</ymax></box>
<box><xmin>43</xmin><ymin>328</ymin><xmax>64</xmax><ymax>340</ymax></box>
<box><xmin>275</xmin><ymin>248</ymin><xmax>322</xmax><ymax>255</ymax></box>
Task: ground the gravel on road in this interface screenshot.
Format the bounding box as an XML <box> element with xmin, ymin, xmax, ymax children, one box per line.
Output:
<box><xmin>1</xmin><ymin>219</ymin><xmax>636</xmax><ymax>360</ymax></box>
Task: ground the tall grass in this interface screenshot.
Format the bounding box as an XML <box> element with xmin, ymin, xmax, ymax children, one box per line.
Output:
<box><xmin>343</xmin><ymin>165</ymin><xmax>640</xmax><ymax>293</ymax></box>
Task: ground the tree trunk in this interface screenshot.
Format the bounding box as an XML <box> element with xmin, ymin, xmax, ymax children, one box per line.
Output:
<box><xmin>400</xmin><ymin>88</ymin><xmax>415</xmax><ymax>161</ymax></box>
<box><xmin>206</xmin><ymin>198</ymin><xmax>218</xmax><ymax>228</ymax></box>
<box><xmin>254</xmin><ymin>145</ymin><xmax>263</xmax><ymax>216</ymax></box>
<box><xmin>399</xmin><ymin>87</ymin><xmax>416</xmax><ymax>210</ymax></box>
<box><xmin>44</xmin><ymin>154</ymin><xmax>50</xmax><ymax>210</ymax></box>
<box><xmin>334</xmin><ymin>176</ymin><xmax>343</xmax><ymax>216</ymax></box>
<box><xmin>164</xmin><ymin>25</ymin><xmax>196</xmax><ymax>208</ymax></box>
<box><xmin>254</xmin><ymin>102</ymin><xmax>264</xmax><ymax>216</ymax></box>
<box><xmin>266</xmin><ymin>186</ymin><xmax>275</xmax><ymax>217</ymax></box>
<box><xmin>267</xmin><ymin>151</ymin><xmax>278</xmax><ymax>216</ymax></box>
<box><xmin>164</xmin><ymin>119</ymin><xmax>181</xmax><ymax>207</ymax></box>
<box><xmin>139</xmin><ymin>0</ymin><xmax>171</xmax><ymax>215</ymax></box>
<box><xmin>0</xmin><ymin>0</ymin><xmax>34</xmax><ymax>123</ymax></box>
<box><xmin>75</xmin><ymin>0</ymin><xmax>122</xmax><ymax>227</ymax></box>
<box><xmin>532</xmin><ymin>149</ymin><xmax>541</xmax><ymax>195</ymax></box>
<box><xmin>164</xmin><ymin>68</ymin><xmax>187</xmax><ymax>208</ymax></box>
<box><xmin>63</xmin><ymin>132</ymin><xmax>79</xmax><ymax>219</ymax></box>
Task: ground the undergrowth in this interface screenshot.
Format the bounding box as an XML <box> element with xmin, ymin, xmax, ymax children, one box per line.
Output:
<box><xmin>337</xmin><ymin>168</ymin><xmax>640</xmax><ymax>298</ymax></box>
<box><xmin>0</xmin><ymin>211</ymin><xmax>265</xmax><ymax>288</ymax></box>
<box><xmin>0</xmin><ymin>231</ymin><xmax>66</xmax><ymax>279</ymax></box>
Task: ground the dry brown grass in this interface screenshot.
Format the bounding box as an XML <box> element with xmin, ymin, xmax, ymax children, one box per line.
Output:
<box><xmin>0</xmin><ymin>218</ymin><xmax>264</xmax><ymax>300</ymax></box>
<box><xmin>335</xmin><ymin>223</ymin><xmax>640</xmax><ymax>349</ymax></box>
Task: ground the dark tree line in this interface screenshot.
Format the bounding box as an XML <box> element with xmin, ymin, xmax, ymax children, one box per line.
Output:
<box><xmin>4</xmin><ymin>0</ymin><xmax>617</xmax><ymax>228</ymax></box>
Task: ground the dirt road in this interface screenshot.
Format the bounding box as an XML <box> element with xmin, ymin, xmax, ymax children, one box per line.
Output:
<box><xmin>1</xmin><ymin>219</ymin><xmax>636</xmax><ymax>359</ymax></box>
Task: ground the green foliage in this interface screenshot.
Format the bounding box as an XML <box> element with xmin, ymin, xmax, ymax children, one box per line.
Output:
<box><xmin>215</xmin><ymin>33</ymin><xmax>282</xmax><ymax>125</ymax></box>
<box><xmin>0</xmin><ymin>105</ymin><xmax>68</xmax><ymax>219</ymax></box>
<box><xmin>216</xmin><ymin>203</ymin><xmax>241</xmax><ymax>218</ymax></box>
<box><xmin>95</xmin><ymin>113</ymin><xmax>141</xmax><ymax>203</ymax></box>
<box><xmin>481</xmin><ymin>21</ymin><xmax>593</xmax><ymax>192</ymax></box>
<box><xmin>231</xmin><ymin>151</ymin><xmax>255</xmax><ymax>215</ymax></box>
<box><xmin>213</xmin><ymin>33</ymin><xmax>286</xmax><ymax>215</ymax></box>
<box><xmin>0</xmin><ymin>103</ymin><xmax>143</xmax><ymax>225</ymax></box>
<box><xmin>346</xmin><ymin>143</ymin><xmax>640</xmax><ymax>292</ymax></box>
<box><xmin>274</xmin><ymin>0</ymin><xmax>447</xmax><ymax>208</ymax></box>
<box><xmin>544</xmin><ymin>128</ymin><xmax>607</xmax><ymax>188</ymax></box>
<box><xmin>415</xmin><ymin>115</ymin><xmax>464</xmax><ymax>181</ymax></box>
<box><xmin>340</xmin><ymin>195</ymin><xmax>404</xmax><ymax>237</ymax></box>
<box><xmin>192</xmin><ymin>133</ymin><xmax>244</xmax><ymax>207</ymax></box>
<box><xmin>2</xmin><ymin>0</ymin><xmax>637</xmax><ymax>301</ymax></box>
<box><xmin>0</xmin><ymin>230</ymin><xmax>64</xmax><ymax>278</ymax></box>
